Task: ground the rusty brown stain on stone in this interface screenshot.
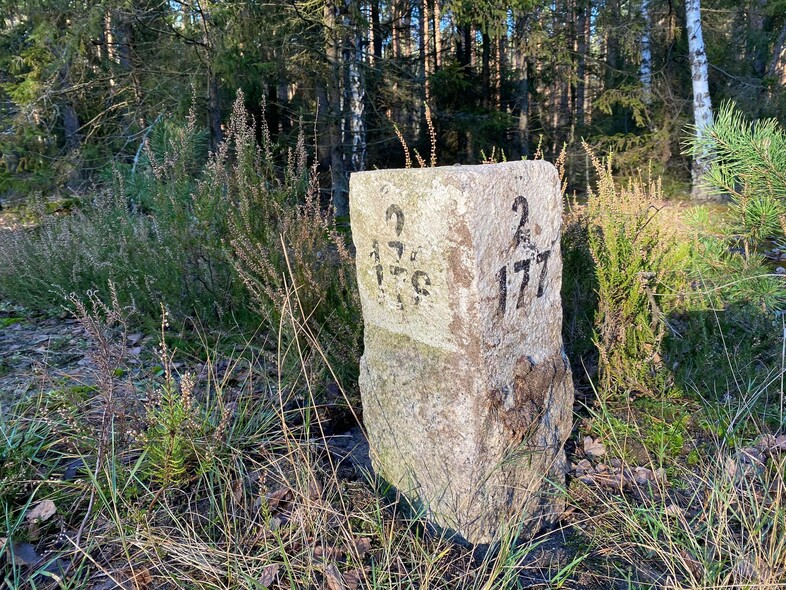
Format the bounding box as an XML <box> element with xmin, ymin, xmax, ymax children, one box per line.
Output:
<box><xmin>448</xmin><ymin>219</ymin><xmax>476</xmax><ymax>350</ymax></box>
<box><xmin>494</xmin><ymin>354</ymin><xmax>568</xmax><ymax>445</ymax></box>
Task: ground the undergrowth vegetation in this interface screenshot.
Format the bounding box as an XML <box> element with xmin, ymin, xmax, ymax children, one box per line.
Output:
<box><xmin>2</xmin><ymin>106</ymin><xmax>786</xmax><ymax>588</ymax></box>
<box><xmin>0</xmin><ymin>95</ymin><xmax>360</xmax><ymax>383</ymax></box>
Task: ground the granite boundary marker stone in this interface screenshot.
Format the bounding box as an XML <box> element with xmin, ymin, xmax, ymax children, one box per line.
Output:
<box><xmin>349</xmin><ymin>160</ymin><xmax>574</xmax><ymax>545</ymax></box>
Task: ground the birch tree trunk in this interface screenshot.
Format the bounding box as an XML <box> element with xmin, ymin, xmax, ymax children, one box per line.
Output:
<box><xmin>481</xmin><ymin>32</ymin><xmax>491</xmax><ymax>109</ymax></box>
<box><xmin>639</xmin><ymin>0</ymin><xmax>652</xmax><ymax>104</ymax></box>
<box><xmin>686</xmin><ymin>0</ymin><xmax>714</xmax><ymax>200</ymax></box>
<box><xmin>346</xmin><ymin>0</ymin><xmax>366</xmax><ymax>175</ymax></box>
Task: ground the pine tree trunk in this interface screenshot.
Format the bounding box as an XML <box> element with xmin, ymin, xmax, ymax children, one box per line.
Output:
<box><xmin>495</xmin><ymin>36</ymin><xmax>504</xmax><ymax>109</ymax></box>
<box><xmin>392</xmin><ymin>0</ymin><xmax>400</xmax><ymax>59</ymax></box>
<box><xmin>481</xmin><ymin>32</ymin><xmax>491</xmax><ymax>109</ymax></box>
<box><xmin>459</xmin><ymin>24</ymin><xmax>472</xmax><ymax>68</ymax></box>
<box><xmin>207</xmin><ymin>70</ymin><xmax>223</xmax><ymax>152</ymax></box>
<box><xmin>576</xmin><ymin>0</ymin><xmax>590</xmax><ymax>128</ymax></box>
<box><xmin>433</xmin><ymin>0</ymin><xmax>442</xmax><ymax>68</ymax></box>
<box><xmin>401</xmin><ymin>2</ymin><xmax>412</xmax><ymax>60</ymax></box>
<box><xmin>324</xmin><ymin>0</ymin><xmax>348</xmax><ymax>216</ymax></box>
<box><xmin>639</xmin><ymin>0</ymin><xmax>652</xmax><ymax>104</ymax></box>
<box><xmin>420</xmin><ymin>0</ymin><xmax>431</xmax><ymax>103</ymax></box>
<box><xmin>514</xmin><ymin>16</ymin><xmax>530</xmax><ymax>158</ymax></box>
<box><xmin>686</xmin><ymin>0</ymin><xmax>714</xmax><ymax>200</ymax></box>
<box><xmin>277</xmin><ymin>55</ymin><xmax>290</xmax><ymax>134</ymax></box>
<box><xmin>469</xmin><ymin>25</ymin><xmax>476</xmax><ymax>68</ymax></box>
<box><xmin>371</xmin><ymin>0</ymin><xmax>382</xmax><ymax>60</ymax></box>
<box><xmin>58</xmin><ymin>58</ymin><xmax>82</xmax><ymax>185</ymax></box>
<box><xmin>62</xmin><ymin>100</ymin><xmax>80</xmax><ymax>154</ymax></box>
<box><xmin>747</xmin><ymin>0</ymin><xmax>767</xmax><ymax>77</ymax></box>
<box><xmin>767</xmin><ymin>21</ymin><xmax>786</xmax><ymax>86</ymax></box>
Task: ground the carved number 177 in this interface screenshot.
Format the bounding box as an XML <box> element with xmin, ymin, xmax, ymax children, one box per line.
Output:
<box><xmin>496</xmin><ymin>196</ymin><xmax>550</xmax><ymax>315</ymax></box>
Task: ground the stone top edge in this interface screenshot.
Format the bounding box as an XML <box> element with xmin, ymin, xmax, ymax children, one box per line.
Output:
<box><xmin>351</xmin><ymin>160</ymin><xmax>557</xmax><ymax>180</ymax></box>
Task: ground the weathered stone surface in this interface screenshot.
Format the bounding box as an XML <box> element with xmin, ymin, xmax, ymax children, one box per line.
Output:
<box><xmin>349</xmin><ymin>160</ymin><xmax>574</xmax><ymax>545</ymax></box>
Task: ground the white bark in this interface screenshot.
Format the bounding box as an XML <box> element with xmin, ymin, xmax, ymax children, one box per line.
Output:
<box><xmin>348</xmin><ymin>43</ymin><xmax>366</xmax><ymax>172</ymax></box>
<box><xmin>639</xmin><ymin>0</ymin><xmax>652</xmax><ymax>104</ymax></box>
<box><xmin>686</xmin><ymin>0</ymin><xmax>714</xmax><ymax>199</ymax></box>
<box><xmin>345</xmin><ymin>0</ymin><xmax>366</xmax><ymax>173</ymax></box>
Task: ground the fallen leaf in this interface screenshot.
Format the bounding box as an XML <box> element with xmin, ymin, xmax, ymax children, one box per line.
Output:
<box><xmin>593</xmin><ymin>470</ymin><xmax>625</xmax><ymax>489</ymax></box>
<box><xmin>324</xmin><ymin>564</ymin><xmax>346</xmax><ymax>590</ymax></box>
<box><xmin>664</xmin><ymin>503</ymin><xmax>683</xmax><ymax>517</ymax></box>
<box><xmin>678</xmin><ymin>549</ymin><xmax>703</xmax><ymax>577</ymax></box>
<box><xmin>758</xmin><ymin>434</ymin><xmax>786</xmax><ymax>454</ymax></box>
<box><xmin>308</xmin><ymin>478</ymin><xmax>323</xmax><ymax>501</ymax></box>
<box><xmin>572</xmin><ymin>458</ymin><xmax>592</xmax><ymax>475</ymax></box>
<box><xmin>632</xmin><ymin>467</ymin><xmax>655</xmax><ymax>485</ymax></box>
<box><xmin>353</xmin><ymin>537</ymin><xmax>371</xmax><ymax>559</ymax></box>
<box><xmin>265</xmin><ymin>488</ymin><xmax>290</xmax><ymax>510</ymax></box>
<box><xmin>583</xmin><ymin>436</ymin><xmax>606</xmax><ymax>458</ymax></box>
<box><xmin>344</xmin><ymin>567</ymin><xmax>369</xmax><ymax>590</ymax></box>
<box><xmin>269</xmin><ymin>515</ymin><xmax>289</xmax><ymax>531</ymax></box>
<box><xmin>128</xmin><ymin>346</ymin><xmax>142</xmax><ymax>356</ymax></box>
<box><xmin>259</xmin><ymin>563</ymin><xmax>279</xmax><ymax>587</ymax></box>
<box><xmin>127</xmin><ymin>333</ymin><xmax>143</xmax><ymax>345</ymax></box>
<box><xmin>774</xmin><ymin>435</ymin><xmax>786</xmax><ymax>451</ymax></box>
<box><xmin>132</xmin><ymin>568</ymin><xmax>153</xmax><ymax>590</ymax></box>
<box><xmin>740</xmin><ymin>446</ymin><xmax>765</xmax><ymax>465</ymax></box>
<box><xmin>314</xmin><ymin>545</ymin><xmax>343</xmax><ymax>561</ymax></box>
<box><xmin>0</xmin><ymin>537</ymin><xmax>6</xmax><ymax>550</ymax></box>
<box><xmin>732</xmin><ymin>556</ymin><xmax>766</xmax><ymax>583</ymax></box>
<box><xmin>10</xmin><ymin>541</ymin><xmax>43</xmax><ymax>566</ymax></box>
<box><xmin>26</xmin><ymin>500</ymin><xmax>56</xmax><ymax>523</ymax></box>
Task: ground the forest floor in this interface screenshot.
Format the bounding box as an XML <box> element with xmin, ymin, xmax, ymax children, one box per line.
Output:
<box><xmin>3</xmin><ymin>200</ymin><xmax>786</xmax><ymax>589</ymax></box>
<box><xmin>0</xmin><ymin>304</ymin><xmax>639</xmax><ymax>589</ymax></box>
<box><xmin>2</xmin><ymin>304</ymin><xmax>765</xmax><ymax>590</ymax></box>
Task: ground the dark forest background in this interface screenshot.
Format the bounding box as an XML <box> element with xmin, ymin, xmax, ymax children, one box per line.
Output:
<box><xmin>1</xmin><ymin>0</ymin><xmax>785</xmax><ymax>208</ymax></box>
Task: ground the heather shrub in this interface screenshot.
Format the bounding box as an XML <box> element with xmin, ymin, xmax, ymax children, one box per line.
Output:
<box><xmin>0</xmin><ymin>96</ymin><xmax>361</xmax><ymax>381</ymax></box>
<box><xmin>582</xmin><ymin>147</ymin><xmax>681</xmax><ymax>396</ymax></box>
<box><xmin>223</xmin><ymin>96</ymin><xmax>361</xmax><ymax>381</ymax></box>
<box><xmin>0</xmin><ymin>188</ymin><xmax>189</xmax><ymax>320</ymax></box>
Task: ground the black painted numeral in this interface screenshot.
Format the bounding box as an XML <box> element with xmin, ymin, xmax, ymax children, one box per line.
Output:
<box><xmin>375</xmin><ymin>203</ymin><xmax>433</xmax><ymax>306</ymax></box>
<box><xmin>497</xmin><ymin>265</ymin><xmax>507</xmax><ymax>314</ymax></box>
<box><xmin>388</xmin><ymin>240</ymin><xmax>404</xmax><ymax>260</ymax></box>
<box><xmin>371</xmin><ymin>241</ymin><xmax>383</xmax><ymax>286</ymax></box>
<box><xmin>514</xmin><ymin>259</ymin><xmax>531</xmax><ymax>309</ymax></box>
<box><xmin>386</xmin><ymin>204</ymin><xmax>405</xmax><ymax>236</ymax></box>
<box><xmin>412</xmin><ymin>271</ymin><xmax>431</xmax><ymax>304</ymax></box>
<box><xmin>512</xmin><ymin>195</ymin><xmax>530</xmax><ymax>246</ymax></box>
<box><xmin>536</xmin><ymin>249</ymin><xmax>550</xmax><ymax>298</ymax></box>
